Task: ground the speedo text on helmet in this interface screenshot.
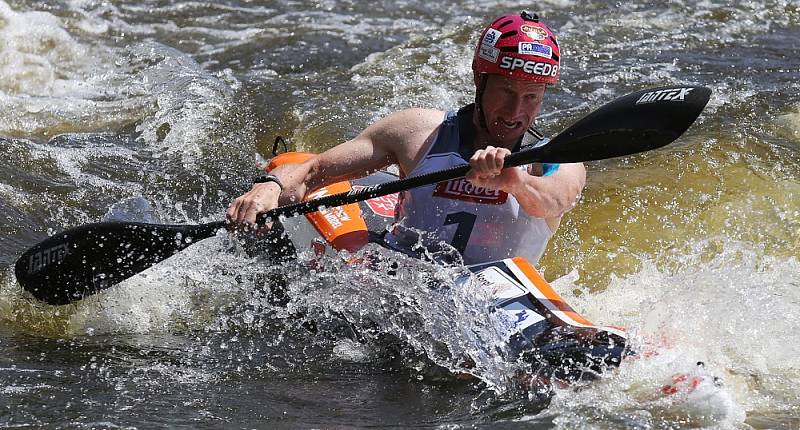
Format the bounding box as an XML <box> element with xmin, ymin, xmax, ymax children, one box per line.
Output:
<box><xmin>499</xmin><ymin>56</ymin><xmax>559</xmax><ymax>78</ymax></box>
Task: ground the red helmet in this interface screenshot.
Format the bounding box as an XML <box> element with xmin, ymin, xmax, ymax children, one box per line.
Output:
<box><xmin>472</xmin><ymin>11</ymin><xmax>560</xmax><ymax>85</ymax></box>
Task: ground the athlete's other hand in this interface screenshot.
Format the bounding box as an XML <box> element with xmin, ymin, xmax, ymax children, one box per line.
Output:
<box><xmin>466</xmin><ymin>146</ymin><xmax>525</xmax><ymax>192</ymax></box>
<box><xmin>226</xmin><ymin>182</ymin><xmax>281</xmax><ymax>233</ymax></box>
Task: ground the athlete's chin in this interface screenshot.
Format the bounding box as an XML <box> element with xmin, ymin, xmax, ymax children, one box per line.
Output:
<box><xmin>489</xmin><ymin>129</ymin><xmax>525</xmax><ymax>146</ymax></box>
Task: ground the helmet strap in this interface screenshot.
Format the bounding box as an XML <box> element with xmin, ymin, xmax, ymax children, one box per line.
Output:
<box><xmin>475</xmin><ymin>74</ymin><xmax>489</xmax><ymax>131</ymax></box>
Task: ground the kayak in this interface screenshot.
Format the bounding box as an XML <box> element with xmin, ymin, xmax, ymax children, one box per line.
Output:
<box><xmin>269</xmin><ymin>152</ymin><xmax>629</xmax><ymax>382</ymax></box>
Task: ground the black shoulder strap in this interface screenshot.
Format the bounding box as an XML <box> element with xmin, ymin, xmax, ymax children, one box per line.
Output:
<box><xmin>456</xmin><ymin>104</ymin><xmax>476</xmax><ymax>160</ymax></box>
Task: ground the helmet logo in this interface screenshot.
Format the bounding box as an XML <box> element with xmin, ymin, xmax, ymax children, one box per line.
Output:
<box><xmin>519</xmin><ymin>42</ymin><xmax>552</xmax><ymax>59</ymax></box>
<box><xmin>479</xmin><ymin>45</ymin><xmax>500</xmax><ymax>63</ymax></box>
<box><xmin>482</xmin><ymin>29</ymin><xmax>502</xmax><ymax>47</ymax></box>
<box><xmin>520</xmin><ymin>24</ymin><xmax>547</xmax><ymax>41</ymax></box>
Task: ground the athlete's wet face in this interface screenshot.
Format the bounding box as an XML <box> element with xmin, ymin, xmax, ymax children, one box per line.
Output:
<box><xmin>480</xmin><ymin>75</ymin><xmax>545</xmax><ymax>146</ymax></box>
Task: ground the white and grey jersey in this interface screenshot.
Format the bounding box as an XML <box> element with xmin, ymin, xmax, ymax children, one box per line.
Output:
<box><xmin>383</xmin><ymin>106</ymin><xmax>558</xmax><ymax>265</ymax></box>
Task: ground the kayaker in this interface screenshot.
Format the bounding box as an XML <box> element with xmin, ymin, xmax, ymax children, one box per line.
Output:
<box><xmin>227</xmin><ymin>11</ymin><xmax>585</xmax><ymax>265</ymax></box>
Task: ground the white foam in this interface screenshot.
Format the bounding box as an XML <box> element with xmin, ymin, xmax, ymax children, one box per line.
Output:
<box><xmin>124</xmin><ymin>42</ymin><xmax>239</xmax><ymax>164</ymax></box>
<box><xmin>1</xmin><ymin>384</ymin><xmax>52</xmax><ymax>394</ymax></box>
<box><xmin>66</xmin><ymin>232</ymin><xmax>250</xmax><ymax>335</ymax></box>
<box><xmin>0</xmin><ymin>1</ymin><xmax>96</xmax><ymax>97</ymax></box>
<box><xmin>545</xmin><ymin>240</ymin><xmax>800</xmax><ymax>426</ymax></box>
<box><xmin>776</xmin><ymin>105</ymin><xmax>800</xmax><ymax>142</ymax></box>
<box><xmin>0</xmin><ymin>1</ymin><xmax>139</xmax><ymax>137</ymax></box>
<box><xmin>0</xmin><ymin>1</ymin><xmax>241</xmax><ymax>168</ymax></box>
<box><xmin>0</xmin><ymin>181</ymin><xmax>27</xmax><ymax>205</ymax></box>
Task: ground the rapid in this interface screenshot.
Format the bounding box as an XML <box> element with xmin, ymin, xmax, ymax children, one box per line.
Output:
<box><xmin>1</xmin><ymin>1</ymin><xmax>798</xmax><ymax>428</ymax></box>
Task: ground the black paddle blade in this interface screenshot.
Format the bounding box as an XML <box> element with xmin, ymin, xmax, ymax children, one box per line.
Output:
<box><xmin>512</xmin><ymin>85</ymin><xmax>712</xmax><ymax>165</ymax></box>
<box><xmin>14</xmin><ymin>221</ymin><xmax>222</xmax><ymax>305</ymax></box>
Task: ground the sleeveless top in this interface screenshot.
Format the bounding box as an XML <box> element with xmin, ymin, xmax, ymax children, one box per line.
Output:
<box><xmin>383</xmin><ymin>105</ymin><xmax>559</xmax><ymax>265</ymax></box>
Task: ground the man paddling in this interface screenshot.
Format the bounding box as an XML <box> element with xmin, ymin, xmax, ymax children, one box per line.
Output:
<box><xmin>228</xmin><ymin>11</ymin><xmax>585</xmax><ymax>265</ymax></box>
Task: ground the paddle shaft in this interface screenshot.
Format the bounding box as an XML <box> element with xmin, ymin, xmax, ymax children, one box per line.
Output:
<box><xmin>257</xmin><ymin>154</ymin><xmax>517</xmax><ymax>223</ymax></box>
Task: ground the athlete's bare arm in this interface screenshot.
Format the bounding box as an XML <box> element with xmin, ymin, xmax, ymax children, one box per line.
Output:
<box><xmin>512</xmin><ymin>162</ymin><xmax>586</xmax><ymax>219</ymax></box>
<box><xmin>299</xmin><ymin>108</ymin><xmax>446</xmax><ymax>193</ymax></box>
<box><xmin>227</xmin><ymin>108</ymin><xmax>444</xmax><ymax>227</ymax></box>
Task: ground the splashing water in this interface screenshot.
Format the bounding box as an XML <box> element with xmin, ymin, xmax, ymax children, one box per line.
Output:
<box><xmin>539</xmin><ymin>239</ymin><xmax>800</xmax><ymax>428</ymax></box>
<box><xmin>2</xmin><ymin>0</ymin><xmax>799</xmax><ymax>427</ymax></box>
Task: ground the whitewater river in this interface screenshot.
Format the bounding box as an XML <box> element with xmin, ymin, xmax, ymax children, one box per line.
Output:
<box><xmin>1</xmin><ymin>0</ymin><xmax>798</xmax><ymax>428</ymax></box>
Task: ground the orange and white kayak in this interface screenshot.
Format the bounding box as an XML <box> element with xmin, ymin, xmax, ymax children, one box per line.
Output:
<box><xmin>268</xmin><ymin>152</ymin><xmax>630</xmax><ymax>381</ymax></box>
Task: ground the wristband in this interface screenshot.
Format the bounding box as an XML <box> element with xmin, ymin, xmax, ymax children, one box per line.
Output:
<box><xmin>253</xmin><ymin>173</ymin><xmax>284</xmax><ymax>191</ymax></box>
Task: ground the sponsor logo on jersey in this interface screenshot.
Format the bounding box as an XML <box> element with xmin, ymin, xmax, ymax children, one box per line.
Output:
<box><xmin>479</xmin><ymin>45</ymin><xmax>500</xmax><ymax>63</ymax></box>
<box><xmin>352</xmin><ymin>185</ymin><xmax>398</xmax><ymax>218</ymax></box>
<box><xmin>482</xmin><ymin>28</ymin><xmax>502</xmax><ymax>47</ymax></box>
<box><xmin>499</xmin><ymin>56</ymin><xmax>559</xmax><ymax>77</ymax></box>
<box><xmin>27</xmin><ymin>242</ymin><xmax>71</xmax><ymax>274</ymax></box>
<box><xmin>520</xmin><ymin>24</ymin><xmax>548</xmax><ymax>41</ymax></box>
<box><xmin>519</xmin><ymin>42</ymin><xmax>552</xmax><ymax>59</ymax></box>
<box><xmin>635</xmin><ymin>87</ymin><xmax>694</xmax><ymax>104</ymax></box>
<box><xmin>433</xmin><ymin>178</ymin><xmax>508</xmax><ymax>204</ymax></box>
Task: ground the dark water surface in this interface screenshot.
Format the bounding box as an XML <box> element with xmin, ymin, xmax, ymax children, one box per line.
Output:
<box><xmin>1</xmin><ymin>0</ymin><xmax>799</xmax><ymax>428</ymax></box>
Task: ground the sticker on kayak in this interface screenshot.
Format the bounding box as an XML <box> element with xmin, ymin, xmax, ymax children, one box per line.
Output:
<box><xmin>498</xmin><ymin>300</ymin><xmax>546</xmax><ymax>331</ymax></box>
<box><xmin>473</xmin><ymin>266</ymin><xmax>528</xmax><ymax>303</ymax></box>
<box><xmin>352</xmin><ymin>186</ymin><xmax>398</xmax><ymax>218</ymax></box>
<box><xmin>473</xmin><ymin>266</ymin><xmax>545</xmax><ymax>331</ymax></box>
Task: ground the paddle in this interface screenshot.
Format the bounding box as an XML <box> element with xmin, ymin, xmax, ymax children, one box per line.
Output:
<box><xmin>15</xmin><ymin>85</ymin><xmax>711</xmax><ymax>305</ymax></box>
